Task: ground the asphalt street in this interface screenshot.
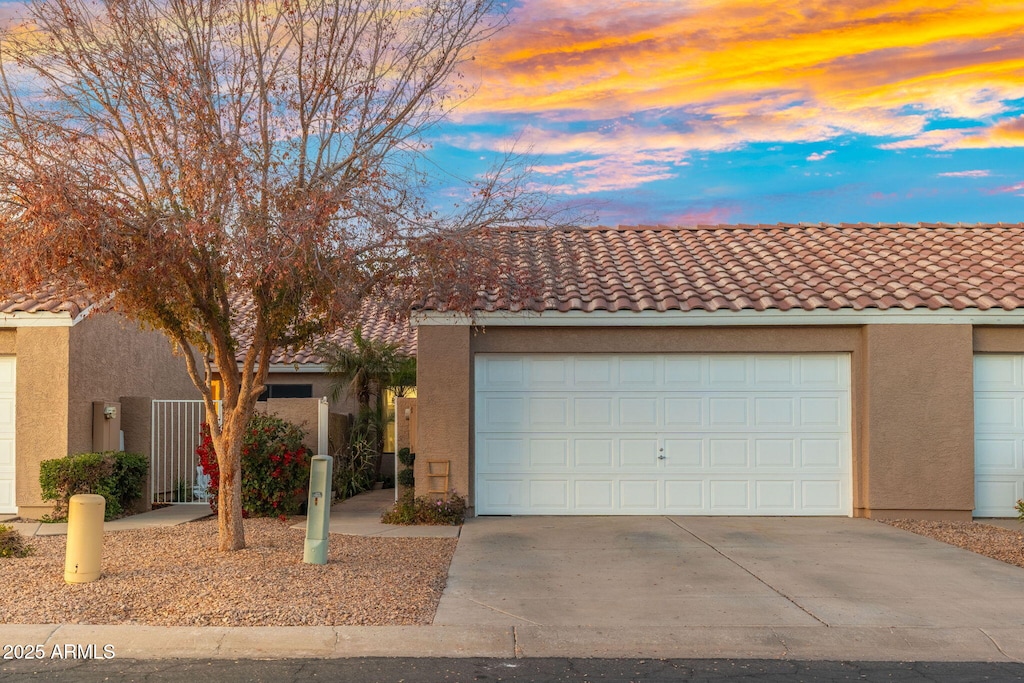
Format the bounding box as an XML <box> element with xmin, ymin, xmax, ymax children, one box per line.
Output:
<box><xmin>3</xmin><ymin>658</ymin><xmax>1024</xmax><ymax>682</ymax></box>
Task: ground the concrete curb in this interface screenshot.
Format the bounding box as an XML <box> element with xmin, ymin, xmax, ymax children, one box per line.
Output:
<box><xmin>2</xmin><ymin>624</ymin><xmax>1022</xmax><ymax>661</ymax></box>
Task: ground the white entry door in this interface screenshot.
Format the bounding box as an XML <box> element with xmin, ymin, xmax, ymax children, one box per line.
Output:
<box><xmin>974</xmin><ymin>355</ymin><xmax>1024</xmax><ymax>517</ymax></box>
<box><xmin>0</xmin><ymin>357</ymin><xmax>14</xmax><ymax>514</ymax></box>
<box><xmin>474</xmin><ymin>353</ymin><xmax>852</xmax><ymax>516</ymax></box>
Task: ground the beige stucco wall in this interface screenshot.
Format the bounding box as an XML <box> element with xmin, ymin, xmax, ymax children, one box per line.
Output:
<box><xmin>0</xmin><ymin>330</ymin><xmax>14</xmax><ymax>354</ymax></box>
<box><xmin>14</xmin><ymin>326</ymin><xmax>71</xmax><ymax>519</ymax></box>
<box><xmin>415</xmin><ymin>322</ymin><xmax>987</xmax><ymax>519</ymax></box>
<box><xmin>415</xmin><ymin>325</ymin><xmax>471</xmax><ymax>500</ymax></box>
<box><xmin>67</xmin><ymin>312</ymin><xmax>199</xmax><ymax>457</ymax></box>
<box><xmin>974</xmin><ymin>327</ymin><xmax>1024</xmax><ymax>353</ymax></box>
<box><xmin>254</xmin><ymin>397</ymin><xmax>323</xmax><ymax>453</ymax></box>
<box><xmin>14</xmin><ymin>313</ymin><xmax>198</xmax><ymax>517</ymax></box>
<box><xmin>859</xmin><ymin>325</ymin><xmax>975</xmax><ymax>520</ymax></box>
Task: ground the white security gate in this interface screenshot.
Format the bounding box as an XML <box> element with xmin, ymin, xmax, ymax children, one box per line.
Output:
<box><xmin>0</xmin><ymin>357</ymin><xmax>15</xmax><ymax>514</ymax></box>
<box><xmin>151</xmin><ymin>400</ymin><xmax>220</xmax><ymax>504</ymax></box>
<box><xmin>974</xmin><ymin>355</ymin><xmax>1024</xmax><ymax>517</ymax></box>
<box><xmin>475</xmin><ymin>353</ymin><xmax>852</xmax><ymax>516</ymax></box>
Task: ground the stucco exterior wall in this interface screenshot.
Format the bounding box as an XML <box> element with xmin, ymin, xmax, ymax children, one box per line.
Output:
<box><xmin>0</xmin><ymin>330</ymin><xmax>14</xmax><ymax>354</ymax></box>
<box><xmin>254</xmin><ymin>397</ymin><xmax>324</xmax><ymax>453</ymax></box>
<box><xmin>15</xmin><ymin>326</ymin><xmax>71</xmax><ymax>519</ymax></box>
<box><xmin>860</xmin><ymin>324</ymin><xmax>975</xmax><ymax>520</ymax></box>
<box><xmin>974</xmin><ymin>327</ymin><xmax>1024</xmax><ymax>353</ymax></box>
<box><xmin>415</xmin><ymin>325</ymin><xmax>471</xmax><ymax>499</ymax></box>
<box><xmin>67</xmin><ymin>313</ymin><xmax>199</xmax><ymax>458</ymax></box>
<box><xmin>415</xmin><ymin>322</ymin><xmax>985</xmax><ymax>519</ymax></box>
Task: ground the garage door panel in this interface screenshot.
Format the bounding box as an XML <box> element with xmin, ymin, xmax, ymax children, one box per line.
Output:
<box><xmin>529</xmin><ymin>397</ymin><xmax>568</xmax><ymax>427</ymax></box>
<box><xmin>976</xmin><ymin>440</ymin><xmax>1017</xmax><ymax>470</ymax></box>
<box><xmin>576</xmin><ymin>398</ymin><xmax>613</xmax><ymax>425</ymax></box>
<box><xmin>620</xmin><ymin>480</ymin><xmax>659</xmax><ymax>510</ymax></box>
<box><xmin>530</xmin><ymin>358</ymin><xmax>568</xmax><ymax>385</ymax></box>
<box><xmin>755</xmin><ymin>440</ymin><xmax>796</xmax><ymax>468</ymax></box>
<box><xmin>709</xmin><ymin>439</ymin><xmax>749</xmax><ymax>468</ymax></box>
<box><xmin>975</xmin><ymin>355</ymin><xmax>1024</xmax><ymax>517</ymax></box>
<box><xmin>479</xmin><ymin>397</ymin><xmax>525</xmax><ymax>429</ymax></box>
<box><xmin>575</xmin><ymin>358</ymin><xmax>613</xmax><ymax>385</ymax></box>
<box><xmin>476</xmin><ymin>354</ymin><xmax>852</xmax><ymax>516</ymax></box>
<box><xmin>575</xmin><ymin>440</ymin><xmax>613</xmax><ymax>467</ymax></box>
<box><xmin>756</xmin><ymin>480</ymin><xmax>796</xmax><ymax>510</ymax></box>
<box><xmin>665</xmin><ymin>398</ymin><xmax>702</xmax><ymax>426</ymax></box>
<box><xmin>664</xmin><ymin>480</ymin><xmax>705</xmax><ymax>510</ymax></box>
<box><xmin>620</xmin><ymin>358</ymin><xmax>657</xmax><ymax>384</ymax></box>
<box><xmin>801</xmin><ymin>439</ymin><xmax>843</xmax><ymax>468</ymax></box>
<box><xmin>620</xmin><ymin>439</ymin><xmax>659</xmax><ymax>468</ymax></box>
<box><xmin>975</xmin><ymin>397</ymin><xmax>1018</xmax><ymax>428</ymax></box>
<box><xmin>755</xmin><ymin>398</ymin><xmax>795</xmax><ymax>426</ymax></box>
<box><xmin>664</xmin><ymin>439</ymin><xmax>702</xmax><ymax>467</ymax></box>
<box><xmin>976</xmin><ymin>356</ymin><xmax>1020</xmax><ymax>388</ymax></box>
<box><xmin>664</xmin><ymin>358</ymin><xmax>702</xmax><ymax>385</ymax></box>
<box><xmin>710</xmin><ymin>480</ymin><xmax>750</xmax><ymax>510</ymax></box>
<box><xmin>709</xmin><ymin>397</ymin><xmax>747</xmax><ymax>425</ymax></box>
<box><xmin>576</xmin><ymin>480</ymin><xmax>615</xmax><ymax>509</ymax></box>
<box><xmin>802</xmin><ymin>480</ymin><xmax>844</xmax><ymax>510</ymax></box>
<box><xmin>529</xmin><ymin>439</ymin><xmax>568</xmax><ymax>467</ymax></box>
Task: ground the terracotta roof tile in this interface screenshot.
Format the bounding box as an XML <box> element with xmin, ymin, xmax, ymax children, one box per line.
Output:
<box><xmin>425</xmin><ymin>223</ymin><xmax>1024</xmax><ymax>314</ymax></box>
<box><xmin>2</xmin><ymin>285</ymin><xmax>414</xmax><ymax>363</ymax></box>
<box><xmin>0</xmin><ymin>285</ymin><xmax>92</xmax><ymax>317</ymax></box>
<box><xmin>229</xmin><ymin>296</ymin><xmax>415</xmax><ymax>365</ymax></box>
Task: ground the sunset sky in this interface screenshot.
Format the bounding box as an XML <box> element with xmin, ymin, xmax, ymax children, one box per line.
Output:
<box><xmin>430</xmin><ymin>0</ymin><xmax>1024</xmax><ymax>226</ymax></box>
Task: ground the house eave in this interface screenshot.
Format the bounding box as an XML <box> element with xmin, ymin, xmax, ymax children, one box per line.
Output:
<box><xmin>0</xmin><ymin>312</ymin><xmax>76</xmax><ymax>328</ymax></box>
<box><xmin>412</xmin><ymin>308</ymin><xmax>1024</xmax><ymax>327</ymax></box>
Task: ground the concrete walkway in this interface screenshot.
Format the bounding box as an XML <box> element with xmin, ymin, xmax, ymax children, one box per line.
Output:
<box><xmin>3</xmin><ymin>511</ymin><xmax>1024</xmax><ymax>662</ymax></box>
<box><xmin>288</xmin><ymin>487</ymin><xmax>460</xmax><ymax>538</ymax></box>
<box><xmin>6</xmin><ymin>504</ymin><xmax>214</xmax><ymax>538</ymax></box>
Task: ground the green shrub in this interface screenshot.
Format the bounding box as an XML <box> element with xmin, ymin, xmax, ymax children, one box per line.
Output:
<box><xmin>39</xmin><ymin>451</ymin><xmax>148</xmax><ymax>521</ymax></box>
<box><xmin>196</xmin><ymin>414</ymin><xmax>312</xmax><ymax>519</ymax></box>
<box><xmin>397</xmin><ymin>448</ymin><xmax>415</xmax><ymax>467</ymax></box>
<box><xmin>1016</xmin><ymin>499</ymin><xmax>1024</xmax><ymax>523</ymax></box>
<box><xmin>381</xmin><ymin>490</ymin><xmax>467</xmax><ymax>526</ymax></box>
<box><xmin>0</xmin><ymin>524</ymin><xmax>32</xmax><ymax>558</ymax></box>
<box><xmin>396</xmin><ymin>468</ymin><xmax>416</xmax><ymax>488</ymax></box>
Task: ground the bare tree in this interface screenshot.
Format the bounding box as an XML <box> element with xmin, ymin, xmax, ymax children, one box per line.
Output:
<box><xmin>0</xmin><ymin>0</ymin><xmax>554</xmax><ymax>550</ymax></box>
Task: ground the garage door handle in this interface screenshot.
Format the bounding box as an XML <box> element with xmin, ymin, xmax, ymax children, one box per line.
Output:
<box><xmin>658</xmin><ymin>455</ymin><xmax>666</xmax><ymax>460</ymax></box>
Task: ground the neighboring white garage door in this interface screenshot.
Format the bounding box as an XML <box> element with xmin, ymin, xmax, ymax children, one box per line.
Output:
<box><xmin>0</xmin><ymin>357</ymin><xmax>14</xmax><ymax>514</ymax></box>
<box><xmin>475</xmin><ymin>353</ymin><xmax>852</xmax><ymax>515</ymax></box>
<box><xmin>974</xmin><ymin>355</ymin><xmax>1024</xmax><ymax>517</ymax></box>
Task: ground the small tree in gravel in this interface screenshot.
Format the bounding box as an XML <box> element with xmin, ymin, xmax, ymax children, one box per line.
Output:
<box><xmin>0</xmin><ymin>0</ymin><xmax>562</xmax><ymax>551</ymax></box>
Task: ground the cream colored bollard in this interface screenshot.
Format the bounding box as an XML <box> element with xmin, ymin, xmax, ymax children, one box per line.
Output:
<box><xmin>64</xmin><ymin>494</ymin><xmax>105</xmax><ymax>584</ymax></box>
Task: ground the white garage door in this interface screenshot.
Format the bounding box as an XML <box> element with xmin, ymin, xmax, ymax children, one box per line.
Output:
<box><xmin>475</xmin><ymin>353</ymin><xmax>852</xmax><ymax>515</ymax></box>
<box><xmin>974</xmin><ymin>355</ymin><xmax>1024</xmax><ymax>517</ymax></box>
<box><xmin>0</xmin><ymin>357</ymin><xmax>14</xmax><ymax>514</ymax></box>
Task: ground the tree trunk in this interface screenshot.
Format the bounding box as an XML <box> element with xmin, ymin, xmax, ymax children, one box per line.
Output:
<box><xmin>214</xmin><ymin>411</ymin><xmax>246</xmax><ymax>551</ymax></box>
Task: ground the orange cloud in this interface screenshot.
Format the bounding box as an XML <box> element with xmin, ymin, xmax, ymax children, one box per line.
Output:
<box><xmin>450</xmin><ymin>0</ymin><xmax>1024</xmax><ymax>189</ymax></box>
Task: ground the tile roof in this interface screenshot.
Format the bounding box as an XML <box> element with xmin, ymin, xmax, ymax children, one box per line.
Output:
<box><xmin>246</xmin><ymin>300</ymin><xmax>416</xmax><ymax>365</ymax></box>
<box><xmin>446</xmin><ymin>223</ymin><xmax>1024</xmax><ymax>314</ymax></box>
<box><xmin>0</xmin><ymin>285</ymin><xmax>93</xmax><ymax>318</ymax></box>
<box><xmin>1</xmin><ymin>285</ymin><xmax>415</xmax><ymax>361</ymax></box>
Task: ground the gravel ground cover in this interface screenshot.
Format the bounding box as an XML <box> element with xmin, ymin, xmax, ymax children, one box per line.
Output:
<box><xmin>0</xmin><ymin>517</ymin><xmax>457</xmax><ymax>626</ymax></box>
<box><xmin>883</xmin><ymin>519</ymin><xmax>1024</xmax><ymax>569</ymax></box>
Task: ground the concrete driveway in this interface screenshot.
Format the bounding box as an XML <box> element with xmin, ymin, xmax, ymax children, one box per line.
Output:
<box><xmin>434</xmin><ymin>516</ymin><xmax>1024</xmax><ymax>659</ymax></box>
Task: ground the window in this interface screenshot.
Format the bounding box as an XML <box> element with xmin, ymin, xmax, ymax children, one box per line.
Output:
<box><xmin>257</xmin><ymin>384</ymin><xmax>314</xmax><ymax>401</ymax></box>
<box><xmin>383</xmin><ymin>387</ymin><xmax>417</xmax><ymax>453</ymax></box>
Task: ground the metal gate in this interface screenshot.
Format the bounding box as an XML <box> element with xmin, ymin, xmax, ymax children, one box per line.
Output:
<box><xmin>151</xmin><ymin>400</ymin><xmax>221</xmax><ymax>504</ymax></box>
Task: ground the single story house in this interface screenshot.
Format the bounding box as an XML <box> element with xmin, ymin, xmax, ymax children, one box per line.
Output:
<box><xmin>412</xmin><ymin>223</ymin><xmax>1024</xmax><ymax>520</ymax></box>
<box><xmin>1</xmin><ymin>288</ymin><xmax>413</xmax><ymax>517</ymax></box>
<box><xmin>0</xmin><ymin>286</ymin><xmax>198</xmax><ymax>517</ymax></box>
